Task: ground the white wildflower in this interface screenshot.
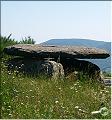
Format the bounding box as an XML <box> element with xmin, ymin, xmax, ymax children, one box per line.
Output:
<box><xmin>8</xmin><ymin>106</ymin><xmax>11</xmax><ymax>108</ymax></box>
<box><xmin>70</xmin><ymin>86</ymin><xmax>74</xmax><ymax>89</ymax></box>
<box><xmin>62</xmin><ymin>106</ymin><xmax>65</xmax><ymax>109</ymax></box>
<box><xmin>3</xmin><ymin>81</ymin><xmax>5</xmax><ymax>84</ymax></box>
<box><xmin>8</xmin><ymin>72</ymin><xmax>11</xmax><ymax>75</ymax></box>
<box><xmin>74</xmin><ymin>83</ymin><xmax>77</xmax><ymax>86</ymax></box>
<box><xmin>21</xmin><ymin>64</ymin><xmax>24</xmax><ymax>66</ymax></box>
<box><xmin>55</xmin><ymin>101</ymin><xmax>59</xmax><ymax>104</ymax></box>
<box><xmin>9</xmin><ymin>113</ymin><xmax>12</xmax><ymax>116</ymax></box>
<box><xmin>79</xmin><ymin>108</ymin><xmax>82</xmax><ymax>111</ymax></box>
<box><xmin>75</xmin><ymin>106</ymin><xmax>79</xmax><ymax>109</ymax></box>
<box><xmin>105</xmin><ymin>90</ymin><xmax>109</xmax><ymax>93</ymax></box>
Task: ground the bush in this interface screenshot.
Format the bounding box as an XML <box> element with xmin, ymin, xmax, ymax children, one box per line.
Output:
<box><xmin>19</xmin><ymin>36</ymin><xmax>35</xmax><ymax>44</ymax></box>
<box><xmin>0</xmin><ymin>35</ymin><xmax>36</xmax><ymax>53</ymax></box>
<box><xmin>0</xmin><ymin>34</ymin><xmax>18</xmax><ymax>52</ymax></box>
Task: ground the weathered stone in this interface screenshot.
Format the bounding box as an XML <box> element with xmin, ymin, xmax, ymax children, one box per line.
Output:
<box><xmin>44</xmin><ymin>61</ymin><xmax>64</xmax><ymax>79</ymax></box>
<box><xmin>4</xmin><ymin>44</ymin><xmax>110</xmax><ymax>59</ymax></box>
<box><xmin>7</xmin><ymin>57</ymin><xmax>103</xmax><ymax>81</ymax></box>
<box><xmin>7</xmin><ymin>58</ymin><xmax>64</xmax><ymax>79</ymax></box>
<box><xmin>59</xmin><ymin>58</ymin><xmax>103</xmax><ymax>81</ymax></box>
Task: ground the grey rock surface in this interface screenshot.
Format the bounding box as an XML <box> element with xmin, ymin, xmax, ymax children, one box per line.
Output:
<box><xmin>46</xmin><ymin>61</ymin><xmax>64</xmax><ymax>79</ymax></box>
<box><xmin>59</xmin><ymin>58</ymin><xmax>102</xmax><ymax>81</ymax></box>
<box><xmin>4</xmin><ymin>44</ymin><xmax>110</xmax><ymax>59</ymax></box>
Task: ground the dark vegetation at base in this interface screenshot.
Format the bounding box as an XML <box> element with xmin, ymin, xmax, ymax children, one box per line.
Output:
<box><xmin>5</xmin><ymin>57</ymin><xmax>98</xmax><ymax>78</ymax></box>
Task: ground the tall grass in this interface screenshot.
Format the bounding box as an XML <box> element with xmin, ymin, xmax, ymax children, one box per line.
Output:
<box><xmin>1</xmin><ymin>57</ymin><xmax>111</xmax><ymax>119</ymax></box>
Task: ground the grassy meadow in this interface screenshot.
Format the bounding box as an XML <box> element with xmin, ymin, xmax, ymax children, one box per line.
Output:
<box><xmin>0</xmin><ymin>35</ymin><xmax>111</xmax><ymax>119</ymax></box>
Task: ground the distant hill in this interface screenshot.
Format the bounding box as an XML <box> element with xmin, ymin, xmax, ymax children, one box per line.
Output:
<box><xmin>42</xmin><ymin>38</ymin><xmax>111</xmax><ymax>72</ymax></box>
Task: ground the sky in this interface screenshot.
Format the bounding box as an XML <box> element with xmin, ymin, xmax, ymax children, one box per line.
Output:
<box><xmin>1</xmin><ymin>1</ymin><xmax>111</xmax><ymax>43</ymax></box>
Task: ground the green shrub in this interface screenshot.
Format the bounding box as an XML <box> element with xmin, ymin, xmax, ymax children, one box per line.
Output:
<box><xmin>19</xmin><ymin>36</ymin><xmax>35</xmax><ymax>44</ymax></box>
<box><xmin>0</xmin><ymin>35</ymin><xmax>35</xmax><ymax>55</ymax></box>
<box><xmin>0</xmin><ymin>34</ymin><xmax>18</xmax><ymax>53</ymax></box>
<box><xmin>0</xmin><ymin>35</ymin><xmax>36</xmax><ymax>49</ymax></box>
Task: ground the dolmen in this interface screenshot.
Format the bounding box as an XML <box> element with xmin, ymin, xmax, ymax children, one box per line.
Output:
<box><xmin>3</xmin><ymin>44</ymin><xmax>110</xmax><ymax>81</ymax></box>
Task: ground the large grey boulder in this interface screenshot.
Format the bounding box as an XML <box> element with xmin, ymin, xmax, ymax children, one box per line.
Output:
<box><xmin>59</xmin><ymin>58</ymin><xmax>103</xmax><ymax>81</ymax></box>
<box><xmin>43</xmin><ymin>61</ymin><xmax>64</xmax><ymax>79</ymax></box>
<box><xmin>4</xmin><ymin>44</ymin><xmax>110</xmax><ymax>59</ymax></box>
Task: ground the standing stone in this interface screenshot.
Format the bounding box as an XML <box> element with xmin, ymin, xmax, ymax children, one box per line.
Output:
<box><xmin>59</xmin><ymin>58</ymin><xmax>103</xmax><ymax>81</ymax></box>
<box><xmin>39</xmin><ymin>60</ymin><xmax>64</xmax><ymax>79</ymax></box>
